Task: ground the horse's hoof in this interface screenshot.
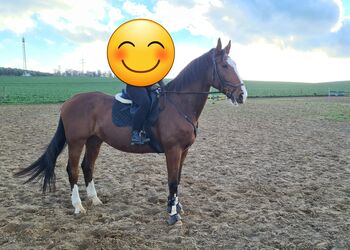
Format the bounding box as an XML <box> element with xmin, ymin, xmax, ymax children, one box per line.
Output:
<box><xmin>91</xmin><ymin>197</ymin><xmax>103</xmax><ymax>206</ymax></box>
<box><xmin>167</xmin><ymin>203</ymin><xmax>184</xmax><ymax>214</ymax></box>
<box><xmin>177</xmin><ymin>202</ymin><xmax>184</xmax><ymax>214</ymax></box>
<box><xmin>168</xmin><ymin>214</ymin><xmax>181</xmax><ymax>225</ymax></box>
<box><xmin>74</xmin><ymin>203</ymin><xmax>86</xmax><ymax>214</ymax></box>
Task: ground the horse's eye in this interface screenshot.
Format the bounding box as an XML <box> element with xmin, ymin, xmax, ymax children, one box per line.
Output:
<box><xmin>223</xmin><ymin>64</ymin><xmax>228</xmax><ymax>68</ymax></box>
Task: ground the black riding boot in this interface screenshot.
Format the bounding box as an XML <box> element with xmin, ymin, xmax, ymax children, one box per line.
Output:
<box><xmin>131</xmin><ymin>130</ymin><xmax>150</xmax><ymax>145</ymax></box>
<box><xmin>131</xmin><ymin>130</ymin><xmax>142</xmax><ymax>145</ymax></box>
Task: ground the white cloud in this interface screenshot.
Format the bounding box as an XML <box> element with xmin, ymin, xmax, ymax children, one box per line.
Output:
<box><xmin>207</xmin><ymin>0</ymin><xmax>350</xmax><ymax>56</ymax></box>
<box><xmin>167</xmin><ymin>41</ymin><xmax>211</xmax><ymax>78</ymax></box>
<box><xmin>231</xmin><ymin>40</ymin><xmax>350</xmax><ymax>82</ymax></box>
<box><xmin>1</xmin><ymin>0</ymin><xmax>349</xmax><ymax>82</ymax></box>
<box><xmin>37</xmin><ymin>0</ymin><xmax>125</xmax><ymax>43</ymax></box>
<box><xmin>57</xmin><ymin>40</ymin><xmax>109</xmax><ymax>72</ymax></box>
<box><xmin>118</xmin><ymin>0</ymin><xmax>350</xmax><ymax>81</ymax></box>
<box><xmin>55</xmin><ymin>39</ymin><xmax>210</xmax><ymax>78</ymax></box>
<box><xmin>0</xmin><ymin>11</ymin><xmax>36</xmax><ymax>34</ymax></box>
<box><xmin>30</xmin><ymin>37</ymin><xmax>349</xmax><ymax>82</ymax></box>
<box><xmin>122</xmin><ymin>0</ymin><xmax>225</xmax><ymax>40</ymax></box>
<box><xmin>0</xmin><ymin>1</ymin><xmax>59</xmax><ymax>34</ymax></box>
<box><xmin>122</xmin><ymin>1</ymin><xmax>151</xmax><ymax>17</ymax></box>
<box><xmin>0</xmin><ymin>0</ymin><xmax>124</xmax><ymax>42</ymax></box>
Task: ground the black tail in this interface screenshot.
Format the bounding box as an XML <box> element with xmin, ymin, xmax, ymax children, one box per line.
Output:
<box><xmin>14</xmin><ymin>117</ymin><xmax>66</xmax><ymax>192</ymax></box>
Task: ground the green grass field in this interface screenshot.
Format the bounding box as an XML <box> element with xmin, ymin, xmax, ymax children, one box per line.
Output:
<box><xmin>0</xmin><ymin>76</ymin><xmax>349</xmax><ymax>104</ymax></box>
<box><xmin>0</xmin><ymin>76</ymin><xmax>124</xmax><ymax>104</ymax></box>
<box><xmin>245</xmin><ymin>80</ymin><xmax>350</xmax><ymax>97</ymax></box>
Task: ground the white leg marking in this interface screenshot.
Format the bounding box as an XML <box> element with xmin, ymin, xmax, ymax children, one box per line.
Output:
<box><xmin>71</xmin><ymin>184</ymin><xmax>86</xmax><ymax>214</ymax></box>
<box><xmin>170</xmin><ymin>195</ymin><xmax>178</xmax><ymax>216</ymax></box>
<box><xmin>86</xmin><ymin>180</ymin><xmax>102</xmax><ymax>205</ymax></box>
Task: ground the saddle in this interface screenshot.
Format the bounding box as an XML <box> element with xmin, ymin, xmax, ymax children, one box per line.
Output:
<box><xmin>111</xmin><ymin>88</ymin><xmax>164</xmax><ymax>153</ymax></box>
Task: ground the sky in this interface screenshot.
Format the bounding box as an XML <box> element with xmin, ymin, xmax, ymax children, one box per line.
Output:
<box><xmin>0</xmin><ymin>0</ymin><xmax>349</xmax><ymax>82</ymax></box>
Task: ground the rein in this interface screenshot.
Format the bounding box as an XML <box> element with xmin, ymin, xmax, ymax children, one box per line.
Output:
<box><xmin>158</xmin><ymin>89</ymin><xmax>222</xmax><ymax>95</ymax></box>
<box><xmin>166</xmin><ymin>97</ymin><xmax>198</xmax><ymax>137</ymax></box>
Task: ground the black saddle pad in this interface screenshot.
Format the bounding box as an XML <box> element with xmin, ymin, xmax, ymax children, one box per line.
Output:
<box><xmin>111</xmin><ymin>91</ymin><xmax>164</xmax><ymax>153</ymax></box>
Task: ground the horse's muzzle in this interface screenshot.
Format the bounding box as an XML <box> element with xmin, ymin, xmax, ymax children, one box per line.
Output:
<box><xmin>237</xmin><ymin>93</ymin><xmax>244</xmax><ymax>104</ymax></box>
<box><xmin>228</xmin><ymin>85</ymin><xmax>247</xmax><ymax>105</ymax></box>
<box><xmin>230</xmin><ymin>91</ymin><xmax>244</xmax><ymax>105</ymax></box>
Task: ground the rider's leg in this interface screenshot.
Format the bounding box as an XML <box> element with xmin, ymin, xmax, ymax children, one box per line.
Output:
<box><xmin>126</xmin><ymin>85</ymin><xmax>151</xmax><ymax>144</ymax></box>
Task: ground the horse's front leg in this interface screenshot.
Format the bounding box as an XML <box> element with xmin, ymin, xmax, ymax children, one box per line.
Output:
<box><xmin>165</xmin><ymin>147</ymin><xmax>183</xmax><ymax>225</ymax></box>
<box><xmin>175</xmin><ymin>149</ymin><xmax>188</xmax><ymax>215</ymax></box>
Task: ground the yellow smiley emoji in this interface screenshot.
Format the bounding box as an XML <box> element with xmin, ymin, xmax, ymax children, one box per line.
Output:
<box><xmin>107</xmin><ymin>19</ymin><xmax>175</xmax><ymax>87</ymax></box>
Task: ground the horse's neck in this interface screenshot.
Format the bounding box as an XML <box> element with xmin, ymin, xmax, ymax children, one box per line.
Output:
<box><xmin>171</xmin><ymin>67</ymin><xmax>212</xmax><ymax>121</ymax></box>
<box><xmin>184</xmin><ymin>80</ymin><xmax>211</xmax><ymax>120</ymax></box>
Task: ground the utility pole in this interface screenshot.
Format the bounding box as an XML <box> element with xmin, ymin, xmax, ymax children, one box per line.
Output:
<box><xmin>22</xmin><ymin>37</ymin><xmax>27</xmax><ymax>72</ymax></box>
<box><xmin>81</xmin><ymin>57</ymin><xmax>85</xmax><ymax>74</ymax></box>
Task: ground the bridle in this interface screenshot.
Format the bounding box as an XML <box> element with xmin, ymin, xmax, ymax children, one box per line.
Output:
<box><xmin>157</xmin><ymin>50</ymin><xmax>245</xmax><ymax>137</ymax></box>
<box><xmin>158</xmin><ymin>50</ymin><xmax>244</xmax><ymax>97</ymax></box>
<box><xmin>211</xmin><ymin>52</ymin><xmax>244</xmax><ymax>99</ymax></box>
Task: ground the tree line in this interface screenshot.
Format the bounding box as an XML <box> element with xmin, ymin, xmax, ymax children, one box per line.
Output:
<box><xmin>0</xmin><ymin>67</ymin><xmax>114</xmax><ymax>77</ymax></box>
<box><xmin>0</xmin><ymin>67</ymin><xmax>52</xmax><ymax>76</ymax></box>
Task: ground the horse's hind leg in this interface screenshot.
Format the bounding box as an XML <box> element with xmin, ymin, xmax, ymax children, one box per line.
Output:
<box><xmin>67</xmin><ymin>140</ymin><xmax>86</xmax><ymax>214</ymax></box>
<box><xmin>81</xmin><ymin>136</ymin><xmax>103</xmax><ymax>206</ymax></box>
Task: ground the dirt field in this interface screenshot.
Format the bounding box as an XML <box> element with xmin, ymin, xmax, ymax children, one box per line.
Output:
<box><xmin>1</xmin><ymin>97</ymin><xmax>350</xmax><ymax>249</ymax></box>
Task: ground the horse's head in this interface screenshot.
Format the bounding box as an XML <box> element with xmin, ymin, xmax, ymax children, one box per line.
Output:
<box><xmin>211</xmin><ymin>38</ymin><xmax>248</xmax><ymax>105</ymax></box>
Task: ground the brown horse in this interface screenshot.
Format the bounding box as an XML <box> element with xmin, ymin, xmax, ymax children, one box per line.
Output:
<box><xmin>15</xmin><ymin>38</ymin><xmax>247</xmax><ymax>225</ymax></box>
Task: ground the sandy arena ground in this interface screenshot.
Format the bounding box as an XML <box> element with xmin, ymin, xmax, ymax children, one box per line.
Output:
<box><xmin>0</xmin><ymin>97</ymin><xmax>350</xmax><ymax>249</ymax></box>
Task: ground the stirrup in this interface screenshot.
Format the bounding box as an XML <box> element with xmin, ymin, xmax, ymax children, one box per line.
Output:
<box><xmin>140</xmin><ymin>130</ymin><xmax>150</xmax><ymax>143</ymax></box>
<box><xmin>131</xmin><ymin>131</ymin><xmax>150</xmax><ymax>145</ymax></box>
<box><xmin>131</xmin><ymin>131</ymin><xmax>142</xmax><ymax>145</ymax></box>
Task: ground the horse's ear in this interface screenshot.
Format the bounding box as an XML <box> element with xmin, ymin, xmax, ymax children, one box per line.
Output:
<box><xmin>215</xmin><ymin>38</ymin><xmax>222</xmax><ymax>55</ymax></box>
<box><xmin>224</xmin><ymin>40</ymin><xmax>231</xmax><ymax>54</ymax></box>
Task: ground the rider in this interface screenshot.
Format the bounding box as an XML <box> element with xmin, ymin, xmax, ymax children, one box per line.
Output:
<box><xmin>126</xmin><ymin>84</ymin><xmax>153</xmax><ymax>145</ymax></box>
<box><xmin>126</xmin><ymin>80</ymin><xmax>165</xmax><ymax>145</ymax></box>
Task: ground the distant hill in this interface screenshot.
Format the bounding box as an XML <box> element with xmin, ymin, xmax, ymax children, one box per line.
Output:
<box><xmin>0</xmin><ymin>67</ymin><xmax>52</xmax><ymax>76</ymax></box>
